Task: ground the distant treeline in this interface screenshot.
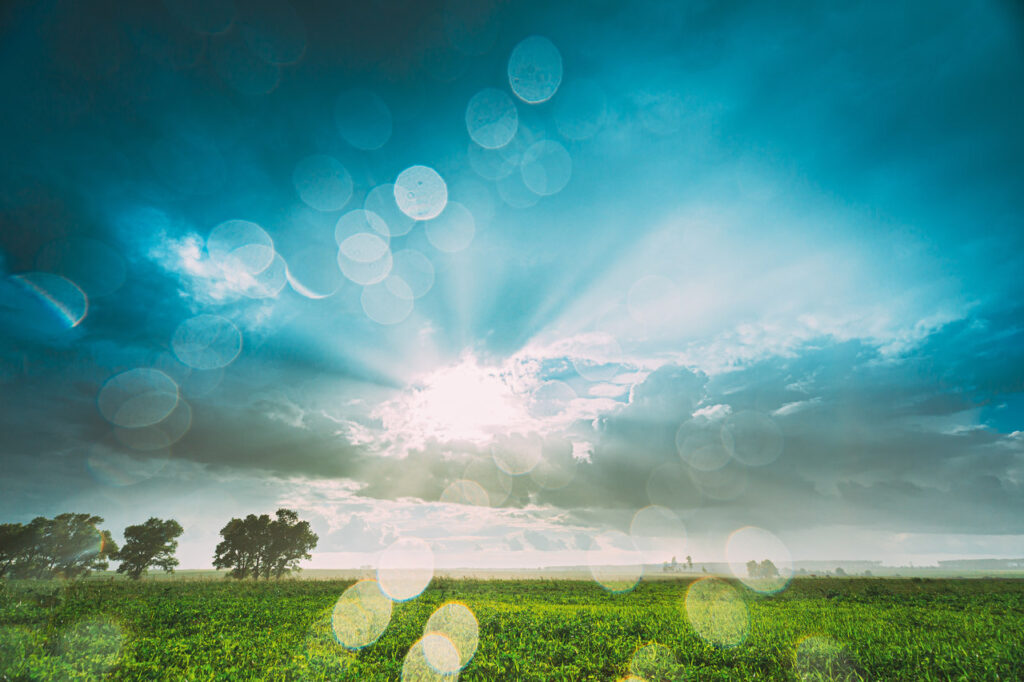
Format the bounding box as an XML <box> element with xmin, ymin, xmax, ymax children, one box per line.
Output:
<box><xmin>0</xmin><ymin>509</ymin><xmax>317</xmax><ymax>580</ymax></box>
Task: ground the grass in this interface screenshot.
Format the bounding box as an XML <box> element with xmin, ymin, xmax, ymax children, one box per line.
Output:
<box><xmin>1</xmin><ymin>576</ymin><xmax>1022</xmax><ymax>680</ymax></box>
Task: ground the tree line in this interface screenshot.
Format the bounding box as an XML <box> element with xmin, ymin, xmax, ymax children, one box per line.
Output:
<box><xmin>0</xmin><ymin>509</ymin><xmax>317</xmax><ymax>580</ymax></box>
<box><xmin>746</xmin><ymin>559</ymin><xmax>780</xmax><ymax>578</ymax></box>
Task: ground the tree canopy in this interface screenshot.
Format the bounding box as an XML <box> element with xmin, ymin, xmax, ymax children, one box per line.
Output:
<box><xmin>114</xmin><ymin>517</ymin><xmax>184</xmax><ymax>579</ymax></box>
<box><xmin>1</xmin><ymin>514</ymin><xmax>117</xmax><ymax>579</ymax></box>
<box><xmin>0</xmin><ymin>523</ymin><xmax>31</xmax><ymax>578</ymax></box>
<box><xmin>212</xmin><ymin>508</ymin><xmax>318</xmax><ymax>580</ymax></box>
<box><xmin>746</xmin><ymin>559</ymin><xmax>780</xmax><ymax>579</ymax></box>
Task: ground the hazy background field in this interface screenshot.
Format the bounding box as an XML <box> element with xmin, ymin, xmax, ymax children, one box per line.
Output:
<box><xmin>101</xmin><ymin>561</ymin><xmax>1024</xmax><ymax>581</ymax></box>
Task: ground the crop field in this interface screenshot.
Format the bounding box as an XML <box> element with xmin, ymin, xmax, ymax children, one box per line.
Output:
<box><xmin>2</xmin><ymin>576</ymin><xmax>1023</xmax><ymax>681</ymax></box>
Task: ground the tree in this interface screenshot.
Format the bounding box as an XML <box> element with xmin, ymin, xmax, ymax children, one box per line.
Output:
<box><xmin>686</xmin><ymin>555</ymin><xmax>693</xmax><ymax>569</ymax></box>
<box><xmin>746</xmin><ymin>559</ymin><xmax>781</xmax><ymax>579</ymax></box>
<box><xmin>114</xmin><ymin>518</ymin><xmax>183</xmax><ymax>579</ymax></box>
<box><xmin>213</xmin><ymin>509</ymin><xmax>318</xmax><ymax>580</ymax></box>
<box><xmin>0</xmin><ymin>523</ymin><xmax>31</xmax><ymax>578</ymax></box>
<box><xmin>213</xmin><ymin>516</ymin><xmax>264</xmax><ymax>579</ymax></box>
<box><xmin>9</xmin><ymin>514</ymin><xmax>117</xmax><ymax>579</ymax></box>
<box><xmin>266</xmin><ymin>508</ymin><xmax>318</xmax><ymax>579</ymax></box>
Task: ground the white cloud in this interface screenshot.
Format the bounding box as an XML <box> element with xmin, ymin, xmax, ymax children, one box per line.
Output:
<box><xmin>588</xmin><ymin>383</ymin><xmax>630</xmax><ymax>398</ymax></box>
<box><xmin>148</xmin><ymin>232</ymin><xmax>286</xmax><ymax>305</ymax></box>
<box><xmin>274</xmin><ymin>476</ymin><xmax>605</xmax><ymax>567</ymax></box>
<box><xmin>692</xmin><ymin>403</ymin><xmax>732</xmax><ymax>420</ymax></box>
<box><xmin>571</xmin><ymin>441</ymin><xmax>594</xmax><ymax>462</ymax></box>
<box><xmin>772</xmin><ymin>398</ymin><xmax>822</xmax><ymax>417</ymax></box>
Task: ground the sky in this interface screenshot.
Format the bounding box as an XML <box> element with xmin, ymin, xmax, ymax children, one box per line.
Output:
<box><xmin>1</xmin><ymin>0</ymin><xmax>1023</xmax><ymax>572</ymax></box>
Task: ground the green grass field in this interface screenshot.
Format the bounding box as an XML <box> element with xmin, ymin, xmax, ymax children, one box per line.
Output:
<box><xmin>1</xmin><ymin>576</ymin><xmax>1022</xmax><ymax>680</ymax></box>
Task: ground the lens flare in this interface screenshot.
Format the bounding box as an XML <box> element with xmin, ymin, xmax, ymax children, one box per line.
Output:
<box><xmin>98</xmin><ymin>369</ymin><xmax>180</xmax><ymax>429</ymax></box>
<box><xmin>338</xmin><ymin>233</ymin><xmax>393</xmax><ymax>286</ymax></box>
<box><xmin>688</xmin><ymin>462</ymin><xmax>749</xmax><ymax>501</ymax></box>
<box><xmin>629</xmin><ymin>506</ymin><xmax>687</xmax><ymax>566</ymax></box>
<box><xmin>331</xmin><ymin>579</ymin><xmax>393</xmax><ymax>650</ymax></box>
<box><xmin>529</xmin><ymin>437</ymin><xmax>577</xmax><ymax>490</ymax></box>
<box><xmin>390</xmin><ymin>250</ymin><xmax>435</xmax><ymax>299</ymax></box>
<box><xmin>56</xmin><ymin>617</ymin><xmax>124</xmax><ymax>678</ymax></box>
<box><xmin>588</xmin><ymin>530</ymin><xmax>643</xmax><ymax>594</ymax></box>
<box><xmin>520</xmin><ymin>140</ymin><xmax>572</xmax><ymax>196</ymax></box>
<box><xmin>676</xmin><ymin>421</ymin><xmax>732</xmax><ymax>472</ymax></box>
<box><xmin>365</xmin><ymin>184</ymin><xmax>415</xmax><ymax>237</ymax></box>
<box><xmin>725</xmin><ymin>526</ymin><xmax>793</xmax><ymax>594</ymax></box>
<box><xmin>421</xmin><ymin>633</ymin><xmax>461</xmax><ymax>676</ymax></box>
<box><xmin>684</xmin><ymin>578</ymin><xmax>749</xmax><ymax>648</ymax></box>
<box><xmin>571</xmin><ymin>334</ymin><xmax>622</xmax><ymax>382</ymax></box>
<box><xmin>629</xmin><ymin>642</ymin><xmax>681</xmax><ymax>681</ymax></box>
<box><xmin>172</xmin><ymin>314</ymin><xmax>243</xmax><ymax>370</ymax></box>
<box><xmin>425</xmin><ymin>201</ymin><xmax>475</xmax><ymax>253</ymax></box>
<box><xmin>335</xmin><ymin>209</ymin><xmax>390</xmax><ymax>244</ymax></box>
<box><xmin>395</xmin><ymin>166</ymin><xmax>448</xmax><ymax>221</ymax></box>
<box><xmin>468</xmin><ymin>141</ymin><xmax>517</xmax><ymax>180</ymax></box>
<box><xmin>508</xmin><ymin>35</ymin><xmax>562</xmax><ymax>104</ymax></box>
<box><xmin>496</xmin><ymin>170</ymin><xmax>540</xmax><ymax>209</ymax></box>
<box><xmin>466</xmin><ymin>87</ymin><xmax>518</xmax><ymax>149</ymax></box>
<box><xmin>293</xmin><ymin>154</ymin><xmax>353</xmax><ymax>212</ymax></box>
<box><xmin>401</xmin><ymin>635</ymin><xmax>455</xmax><ymax>681</ymax></box>
<box><xmin>463</xmin><ymin>456</ymin><xmax>513</xmax><ymax>507</ymax></box>
<box><xmin>12</xmin><ymin>272</ymin><xmax>88</xmax><ymax>328</ymax></box>
<box><xmin>440</xmin><ymin>479</ymin><xmax>489</xmax><ymax>506</ymax></box>
<box><xmin>244</xmin><ymin>253</ymin><xmax>289</xmax><ymax>298</ymax></box>
<box><xmin>181</xmin><ymin>366</ymin><xmax>224</xmax><ymax>399</ymax></box>
<box><xmin>491</xmin><ymin>432</ymin><xmax>543</xmax><ymax>476</ymax></box>
<box><xmin>528</xmin><ymin>380</ymin><xmax>575</xmax><ymax>418</ymax></box>
<box><xmin>378</xmin><ymin>537</ymin><xmax>434</xmax><ymax>601</ymax></box>
<box><xmin>114</xmin><ymin>398</ymin><xmax>192</xmax><ymax>451</ymax></box>
<box><xmin>424</xmin><ymin>602</ymin><xmax>479</xmax><ymax>672</ymax></box>
<box><xmin>361</xmin><ymin>276</ymin><xmax>414</xmax><ymax>325</ymax></box>
<box><xmin>207</xmin><ymin>220</ymin><xmax>275</xmax><ymax>276</ymax></box>
<box><xmin>286</xmin><ymin>245</ymin><xmax>344</xmax><ymax>299</ymax></box>
<box><xmin>721</xmin><ymin>411</ymin><xmax>784</xmax><ymax>467</ymax></box>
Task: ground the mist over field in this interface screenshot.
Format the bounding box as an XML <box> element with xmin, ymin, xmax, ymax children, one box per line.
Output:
<box><xmin>2</xmin><ymin>0</ymin><xmax>1023</xmax><ymax>580</ymax></box>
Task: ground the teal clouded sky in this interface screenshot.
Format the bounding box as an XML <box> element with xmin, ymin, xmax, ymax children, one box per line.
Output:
<box><xmin>1</xmin><ymin>0</ymin><xmax>1023</xmax><ymax>569</ymax></box>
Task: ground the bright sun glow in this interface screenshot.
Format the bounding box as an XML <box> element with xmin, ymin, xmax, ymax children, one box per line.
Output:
<box><xmin>374</xmin><ymin>355</ymin><xmax>531</xmax><ymax>447</ymax></box>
